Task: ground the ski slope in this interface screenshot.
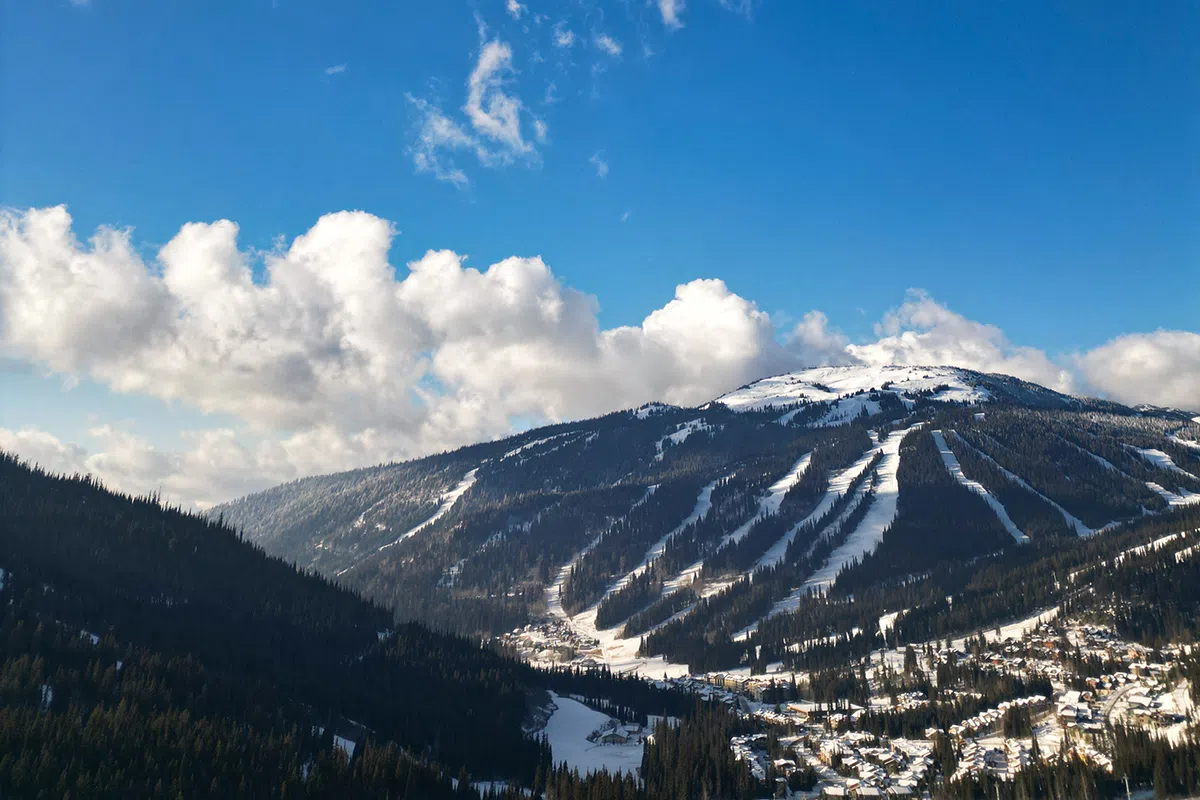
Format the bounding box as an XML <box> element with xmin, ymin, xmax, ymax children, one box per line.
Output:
<box><xmin>947</xmin><ymin>431</ymin><xmax>1093</xmax><ymax>537</ymax></box>
<box><xmin>595</xmin><ymin>477</ymin><xmax>724</xmax><ymax>606</ymax></box>
<box><xmin>379</xmin><ymin>467</ymin><xmax>478</xmax><ymax>550</ymax></box>
<box><xmin>664</xmin><ymin>452</ymin><xmax>813</xmax><ymax>594</ymax></box>
<box><xmin>1134</xmin><ymin>448</ymin><xmax>1200</xmax><ymax>481</ymax></box>
<box><xmin>932</xmin><ymin>430</ymin><xmax>1029</xmax><ymax>544</ymax></box>
<box><xmin>804</xmin><ymin>426</ymin><xmax>915</xmax><ymax>591</ymax></box>
<box><xmin>753</xmin><ymin>447</ymin><xmax>881</xmax><ymax>571</ymax></box>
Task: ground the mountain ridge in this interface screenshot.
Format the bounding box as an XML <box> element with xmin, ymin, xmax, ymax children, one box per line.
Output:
<box><xmin>213</xmin><ymin>364</ymin><xmax>1200</xmax><ymax>676</ymax></box>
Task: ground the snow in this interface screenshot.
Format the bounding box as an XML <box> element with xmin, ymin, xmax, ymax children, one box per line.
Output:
<box><xmin>931</xmin><ymin>430</ymin><xmax>1029</xmax><ymax>544</ymax></box>
<box><xmin>811</xmin><ymin>395</ymin><xmax>883</xmax><ymax>428</ymax></box>
<box><xmin>1133</xmin><ymin>448</ymin><xmax>1200</xmax><ymax>481</ymax></box>
<box><xmin>379</xmin><ymin>467</ymin><xmax>478</xmax><ymax>550</ymax></box>
<box><xmin>1146</xmin><ymin>483</ymin><xmax>1200</xmax><ymax>508</ymax></box>
<box><xmin>753</xmin><ymin>447</ymin><xmax>882</xmax><ymax>572</ymax></box>
<box><xmin>542</xmin><ymin>692</ymin><xmax>645</xmax><ymax>776</ymax></box>
<box><xmin>654</xmin><ymin>419</ymin><xmax>715</xmax><ymax>461</ymax></box>
<box><xmin>878</xmin><ymin>610</ymin><xmax>902</xmax><ymax>635</ymax></box>
<box><xmin>1169</xmin><ymin>435</ymin><xmax>1200</xmax><ymax>453</ymax></box>
<box><xmin>633</xmin><ymin>402</ymin><xmax>675</xmax><ymax>419</ymax></box>
<box><xmin>333</xmin><ymin>735</ymin><xmax>357</xmax><ymax>760</ymax></box>
<box><xmin>40</xmin><ymin>684</ymin><xmax>53</xmax><ymax>711</ymax></box>
<box><xmin>502</xmin><ymin>433</ymin><xmax>575</xmax><ymax>460</ymax></box>
<box><xmin>947</xmin><ymin>431</ymin><xmax>1093</xmax><ymax>537</ymax></box>
<box><xmin>716</xmin><ymin>365</ymin><xmax>992</xmax><ymax>412</ymax></box>
<box><xmin>546</xmin><ymin>534</ymin><xmax>605</xmax><ymax>621</ymax></box>
<box><xmin>0</xmin><ymin>567</ymin><xmax>6</xmax><ymax>590</ymax></box>
<box><xmin>804</xmin><ymin>426</ymin><xmax>915</xmax><ymax>591</ymax></box>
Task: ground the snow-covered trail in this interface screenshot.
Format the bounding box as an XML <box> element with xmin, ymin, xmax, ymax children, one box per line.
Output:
<box><xmin>663</xmin><ymin>452</ymin><xmax>813</xmax><ymax>596</ymax></box>
<box><xmin>592</xmin><ymin>477</ymin><xmax>725</xmax><ymax>608</ymax></box>
<box><xmin>753</xmin><ymin>447</ymin><xmax>881</xmax><ymax>572</ymax></box>
<box><xmin>932</xmin><ymin>430</ymin><xmax>1029</xmax><ymax>544</ymax></box>
<box><xmin>380</xmin><ymin>468</ymin><xmax>479</xmax><ymax>550</ymax></box>
<box><xmin>733</xmin><ymin>475</ymin><xmax>879</xmax><ymax>642</ymax></box>
<box><xmin>1134</xmin><ymin>448</ymin><xmax>1200</xmax><ymax>481</ymax></box>
<box><xmin>545</xmin><ymin>487</ymin><xmax>658</xmax><ymax>620</ymax></box>
<box><xmin>1146</xmin><ymin>483</ymin><xmax>1200</xmax><ymax>507</ymax></box>
<box><xmin>803</xmin><ymin>426</ymin><xmax>916</xmax><ymax>591</ymax></box>
<box><xmin>948</xmin><ymin>430</ymin><xmax>1093</xmax><ymax>537</ymax></box>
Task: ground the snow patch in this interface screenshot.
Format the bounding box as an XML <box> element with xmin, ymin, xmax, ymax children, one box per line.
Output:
<box><xmin>654</xmin><ymin>419</ymin><xmax>715</xmax><ymax>461</ymax></box>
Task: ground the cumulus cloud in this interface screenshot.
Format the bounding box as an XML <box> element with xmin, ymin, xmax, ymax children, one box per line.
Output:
<box><xmin>847</xmin><ymin>290</ymin><xmax>1076</xmax><ymax>393</ymax></box>
<box><xmin>505</xmin><ymin>0</ymin><xmax>526</xmax><ymax>20</ymax></box>
<box><xmin>1076</xmin><ymin>331</ymin><xmax>1200</xmax><ymax>411</ymax></box>
<box><xmin>0</xmin><ymin>206</ymin><xmax>802</xmax><ymax>503</ymax></box>
<box><xmin>407</xmin><ymin>37</ymin><xmax>540</xmax><ymax>187</ymax></box>
<box><xmin>324</xmin><ymin>63</ymin><xmax>347</xmax><ymax>76</ymax></box>
<box><xmin>2</xmin><ymin>206</ymin><xmax>1192</xmax><ymax>506</ymax></box>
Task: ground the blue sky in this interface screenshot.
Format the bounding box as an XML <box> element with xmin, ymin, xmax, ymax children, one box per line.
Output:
<box><xmin>1</xmin><ymin>0</ymin><xmax>1197</xmax><ymax>505</ymax></box>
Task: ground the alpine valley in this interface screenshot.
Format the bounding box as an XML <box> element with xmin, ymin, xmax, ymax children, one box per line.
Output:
<box><xmin>6</xmin><ymin>364</ymin><xmax>1200</xmax><ymax>799</ymax></box>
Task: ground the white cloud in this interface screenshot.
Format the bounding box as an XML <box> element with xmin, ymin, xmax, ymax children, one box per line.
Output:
<box><xmin>407</xmin><ymin>37</ymin><xmax>540</xmax><ymax>187</ymax></box>
<box><xmin>2</xmin><ymin>207</ymin><xmax>1192</xmax><ymax>506</ymax></box>
<box><xmin>553</xmin><ymin>22</ymin><xmax>576</xmax><ymax>48</ymax></box>
<box><xmin>658</xmin><ymin>0</ymin><xmax>684</xmax><ymax>29</ymax></box>
<box><xmin>620</xmin><ymin>211</ymin><xmax>630</xmax><ymax>222</ymax></box>
<box><xmin>544</xmin><ymin>81</ymin><xmax>559</xmax><ymax>104</ymax></box>
<box><xmin>464</xmin><ymin>40</ymin><xmax>532</xmax><ymax>157</ymax></box>
<box><xmin>846</xmin><ymin>290</ymin><xmax>1076</xmax><ymax>393</ymax></box>
<box><xmin>589</xmin><ymin>151</ymin><xmax>609</xmax><ymax>177</ymax></box>
<box><xmin>1076</xmin><ymin>331</ymin><xmax>1200</xmax><ymax>411</ymax></box>
<box><xmin>324</xmin><ymin>63</ymin><xmax>347</xmax><ymax>76</ymax></box>
<box><xmin>0</xmin><ymin>207</ymin><xmax>799</xmax><ymax>503</ymax></box>
<box><xmin>594</xmin><ymin>34</ymin><xmax>622</xmax><ymax>57</ymax></box>
<box><xmin>505</xmin><ymin>0</ymin><xmax>526</xmax><ymax>20</ymax></box>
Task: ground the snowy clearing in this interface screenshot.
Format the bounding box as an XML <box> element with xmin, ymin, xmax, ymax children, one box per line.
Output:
<box><xmin>932</xmin><ymin>430</ymin><xmax>1029</xmax><ymax>543</ymax></box>
<box><xmin>811</xmin><ymin>395</ymin><xmax>883</xmax><ymax>428</ymax></box>
<box><xmin>542</xmin><ymin>692</ymin><xmax>645</xmax><ymax>776</ymax></box>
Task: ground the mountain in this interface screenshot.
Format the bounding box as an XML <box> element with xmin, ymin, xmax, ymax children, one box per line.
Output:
<box><xmin>215</xmin><ymin>364</ymin><xmax>1200</xmax><ymax>675</ymax></box>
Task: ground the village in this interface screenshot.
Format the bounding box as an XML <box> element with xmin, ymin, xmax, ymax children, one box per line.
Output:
<box><xmin>501</xmin><ymin>612</ymin><xmax>1197</xmax><ymax>798</ymax></box>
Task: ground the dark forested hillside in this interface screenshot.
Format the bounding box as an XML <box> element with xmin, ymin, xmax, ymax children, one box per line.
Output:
<box><xmin>0</xmin><ymin>451</ymin><xmax>690</xmax><ymax>798</ymax></box>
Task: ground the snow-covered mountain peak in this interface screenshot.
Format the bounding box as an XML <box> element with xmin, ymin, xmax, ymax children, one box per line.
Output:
<box><xmin>714</xmin><ymin>364</ymin><xmax>1070</xmax><ymax>412</ymax></box>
